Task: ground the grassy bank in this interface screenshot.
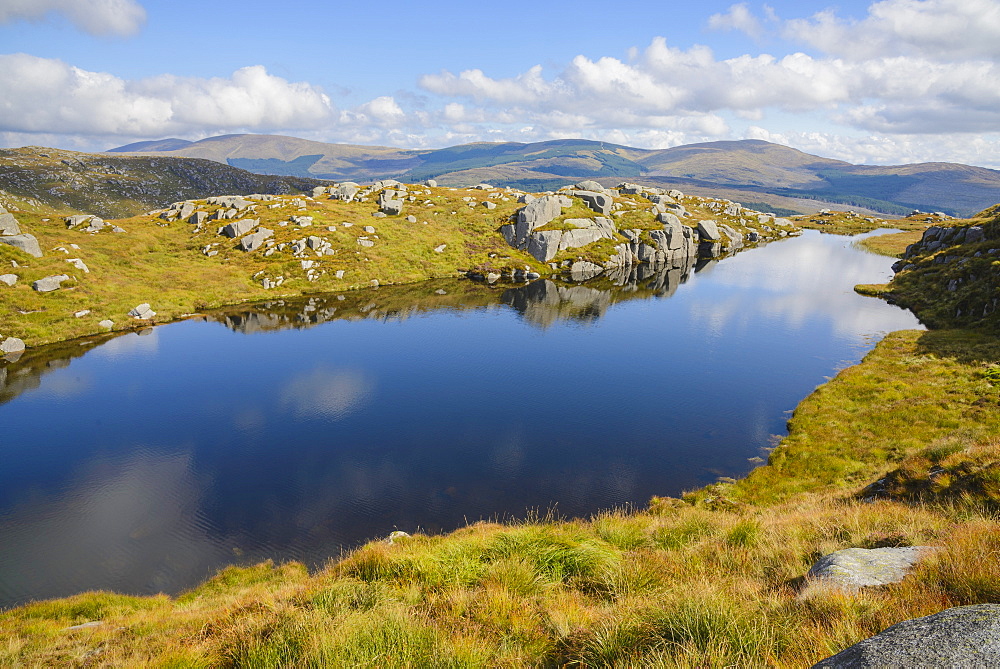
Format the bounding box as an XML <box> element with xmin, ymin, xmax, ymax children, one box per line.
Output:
<box><xmin>3</xmin><ymin>328</ymin><xmax>999</xmax><ymax>667</ymax></box>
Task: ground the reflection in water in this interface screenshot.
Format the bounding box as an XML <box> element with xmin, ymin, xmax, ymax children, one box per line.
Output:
<box><xmin>280</xmin><ymin>368</ymin><xmax>376</xmax><ymax>421</ymax></box>
<box><xmin>0</xmin><ymin>231</ymin><xmax>923</xmax><ymax>607</ymax></box>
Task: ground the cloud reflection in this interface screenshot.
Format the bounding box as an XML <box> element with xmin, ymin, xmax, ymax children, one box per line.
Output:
<box><xmin>686</xmin><ymin>232</ymin><xmax>922</xmax><ymax>338</ymax></box>
<box><xmin>279</xmin><ymin>368</ymin><xmax>376</xmax><ymax>421</ymax></box>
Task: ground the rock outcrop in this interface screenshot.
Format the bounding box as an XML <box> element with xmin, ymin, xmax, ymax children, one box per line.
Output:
<box><xmin>813</xmin><ymin>604</ymin><xmax>1000</xmax><ymax>668</ymax></box>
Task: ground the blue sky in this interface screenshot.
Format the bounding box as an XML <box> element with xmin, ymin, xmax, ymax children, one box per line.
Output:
<box><xmin>2</xmin><ymin>0</ymin><xmax>999</xmax><ymax>167</ymax></box>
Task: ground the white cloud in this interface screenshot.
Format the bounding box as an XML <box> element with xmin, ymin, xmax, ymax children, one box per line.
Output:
<box><xmin>0</xmin><ymin>0</ymin><xmax>146</xmax><ymax>36</ymax></box>
<box><xmin>708</xmin><ymin>2</ymin><xmax>765</xmax><ymax>38</ymax></box>
<box><xmin>784</xmin><ymin>0</ymin><xmax>1000</xmax><ymax>61</ymax></box>
<box><xmin>0</xmin><ymin>55</ymin><xmax>335</xmax><ymax>136</ymax></box>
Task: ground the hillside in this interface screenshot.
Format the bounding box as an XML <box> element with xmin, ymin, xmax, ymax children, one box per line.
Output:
<box><xmin>110</xmin><ymin>135</ymin><xmax>1000</xmax><ymax>217</ymax></box>
<box><xmin>0</xmin><ymin>147</ymin><xmax>327</xmax><ymax>219</ymax></box>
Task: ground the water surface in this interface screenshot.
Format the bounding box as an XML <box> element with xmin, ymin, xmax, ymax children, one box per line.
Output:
<box><xmin>0</xmin><ymin>231</ymin><xmax>921</xmax><ymax>607</ymax></box>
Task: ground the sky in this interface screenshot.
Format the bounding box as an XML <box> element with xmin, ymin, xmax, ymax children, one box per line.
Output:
<box><xmin>1</xmin><ymin>0</ymin><xmax>999</xmax><ymax>167</ymax></box>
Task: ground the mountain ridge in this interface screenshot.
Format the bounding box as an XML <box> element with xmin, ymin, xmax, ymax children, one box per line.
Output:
<box><xmin>108</xmin><ymin>134</ymin><xmax>1000</xmax><ymax>216</ymax></box>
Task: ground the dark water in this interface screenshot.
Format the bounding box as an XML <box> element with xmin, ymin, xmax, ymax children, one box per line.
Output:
<box><xmin>0</xmin><ymin>231</ymin><xmax>921</xmax><ymax>608</ymax></box>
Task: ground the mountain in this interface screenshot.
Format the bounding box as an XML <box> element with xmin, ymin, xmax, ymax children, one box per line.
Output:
<box><xmin>110</xmin><ymin>134</ymin><xmax>1000</xmax><ymax>217</ymax></box>
<box><xmin>0</xmin><ymin>147</ymin><xmax>326</xmax><ymax>218</ymax></box>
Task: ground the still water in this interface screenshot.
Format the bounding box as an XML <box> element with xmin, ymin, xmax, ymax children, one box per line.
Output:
<box><xmin>0</xmin><ymin>230</ymin><xmax>921</xmax><ymax>607</ymax></box>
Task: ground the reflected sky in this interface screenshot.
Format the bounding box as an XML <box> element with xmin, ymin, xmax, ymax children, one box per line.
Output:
<box><xmin>0</xmin><ymin>231</ymin><xmax>922</xmax><ymax>607</ymax></box>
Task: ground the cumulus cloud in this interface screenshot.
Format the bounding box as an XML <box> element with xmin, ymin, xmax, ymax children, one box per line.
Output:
<box><xmin>708</xmin><ymin>2</ymin><xmax>766</xmax><ymax>38</ymax></box>
<box><xmin>784</xmin><ymin>0</ymin><xmax>1000</xmax><ymax>61</ymax></box>
<box><xmin>0</xmin><ymin>0</ymin><xmax>147</xmax><ymax>36</ymax></box>
<box><xmin>0</xmin><ymin>54</ymin><xmax>335</xmax><ymax>136</ymax></box>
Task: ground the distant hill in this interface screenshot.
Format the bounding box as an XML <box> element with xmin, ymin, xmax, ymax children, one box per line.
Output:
<box><xmin>0</xmin><ymin>147</ymin><xmax>326</xmax><ymax>218</ymax></box>
<box><xmin>108</xmin><ymin>134</ymin><xmax>1000</xmax><ymax>217</ymax></box>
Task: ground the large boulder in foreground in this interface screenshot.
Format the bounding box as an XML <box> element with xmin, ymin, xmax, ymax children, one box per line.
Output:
<box><xmin>813</xmin><ymin>604</ymin><xmax>1000</xmax><ymax>668</ymax></box>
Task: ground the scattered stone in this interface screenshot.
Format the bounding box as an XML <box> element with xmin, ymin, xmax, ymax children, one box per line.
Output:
<box><xmin>813</xmin><ymin>604</ymin><xmax>1000</xmax><ymax>668</ymax></box>
<box><xmin>74</xmin><ymin>309</ymin><xmax>91</xmax><ymax>318</ymax></box>
<box><xmin>363</xmin><ymin>225</ymin><xmax>376</xmax><ymax>234</ymax></box>
<box><xmin>220</xmin><ymin>219</ymin><xmax>258</xmax><ymax>238</ymax></box>
<box><xmin>386</xmin><ymin>530</ymin><xmax>411</xmax><ymax>545</ymax></box>
<box><xmin>370</xmin><ymin>279</ymin><xmax>380</xmax><ymax>287</ymax></box>
<box><xmin>434</xmin><ymin>244</ymin><xmax>447</xmax><ymax>253</ymax></box>
<box><xmin>1</xmin><ymin>337</ymin><xmax>25</xmax><ymax>353</ymax></box>
<box><xmin>335</xmin><ymin>270</ymin><xmax>345</xmax><ymax>279</ymax></box>
<box><xmin>425</xmin><ymin>179</ymin><xmax>437</xmax><ymax>187</ymax></box>
<box><xmin>32</xmin><ymin>274</ymin><xmax>70</xmax><ymax>292</ymax></box>
<box><xmin>111</xmin><ymin>226</ymin><xmax>126</xmax><ymax>233</ymax></box>
<box><xmin>239</xmin><ymin>228</ymin><xmax>274</xmax><ymax>252</ymax></box>
<box><xmin>574</xmin><ymin>190</ymin><xmax>613</xmax><ymax>216</ymax></box>
<box><xmin>66</xmin><ymin>258</ymin><xmax>89</xmax><ymax>273</ymax></box>
<box><xmin>0</xmin><ymin>210</ymin><xmax>21</xmax><ymax>235</ymax></box>
<box><xmin>99</xmin><ymin>320</ymin><xmax>114</xmax><ymax>329</ymax></box>
<box><xmin>435</xmin><ymin>289</ymin><xmax>447</xmax><ymax>295</ymax></box>
<box><xmin>291</xmin><ymin>215</ymin><xmax>313</xmax><ymax>227</ymax></box>
<box><xmin>806</xmin><ymin>546</ymin><xmax>937</xmax><ymax>593</ymax></box>
<box><xmin>0</xmin><ymin>234</ymin><xmax>43</xmax><ymax>257</ymax></box>
<box><xmin>128</xmin><ymin>303</ymin><xmax>156</xmax><ymax>319</ymax></box>
<box><xmin>482</xmin><ymin>201</ymin><xmax>497</xmax><ymax>210</ymax></box>
<box><xmin>0</xmin><ymin>274</ymin><xmax>16</xmax><ymax>286</ymax></box>
<box><xmin>405</xmin><ymin>215</ymin><xmax>417</xmax><ymax>223</ymax></box>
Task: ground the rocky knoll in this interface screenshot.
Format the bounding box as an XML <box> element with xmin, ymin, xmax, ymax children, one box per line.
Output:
<box><xmin>888</xmin><ymin>206</ymin><xmax>1000</xmax><ymax>328</ymax></box>
<box><xmin>499</xmin><ymin>180</ymin><xmax>795</xmax><ymax>269</ymax></box>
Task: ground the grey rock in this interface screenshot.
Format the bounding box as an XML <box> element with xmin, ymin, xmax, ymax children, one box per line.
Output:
<box><xmin>371</xmin><ymin>212</ymin><xmax>387</xmax><ymax>218</ymax></box>
<box><xmin>526</xmin><ymin>230</ymin><xmax>564</xmax><ymax>262</ymax></box>
<box><xmin>221</xmin><ymin>219</ymin><xmax>257</xmax><ymax>238</ymax></box>
<box><xmin>569</xmin><ymin>261</ymin><xmax>603</xmax><ymax>281</ymax></box>
<box><xmin>560</xmin><ymin>228</ymin><xmax>607</xmax><ymax>250</ymax></box>
<box><xmin>364</xmin><ymin>225</ymin><xmax>376</xmax><ymax>234</ymax></box>
<box><xmin>807</xmin><ymin>546</ymin><xmax>936</xmax><ymax>591</ymax></box>
<box><xmin>0</xmin><ymin>273</ymin><xmax>16</xmax><ymax>286</ymax></box>
<box><xmin>434</xmin><ymin>244</ymin><xmax>447</xmax><ymax>253</ymax></box>
<box><xmin>128</xmin><ymin>303</ymin><xmax>156</xmax><ymax>319</ymax></box>
<box><xmin>0</xmin><ymin>211</ymin><xmax>21</xmax><ymax>235</ymax></box>
<box><xmin>405</xmin><ymin>215</ymin><xmax>417</xmax><ymax>223</ymax></box>
<box><xmin>575</xmin><ymin>180</ymin><xmax>605</xmax><ymax>192</ymax></box>
<box><xmin>513</xmin><ymin>196</ymin><xmax>565</xmax><ymax>248</ymax></box>
<box><xmin>658</xmin><ymin>212</ymin><xmax>682</xmax><ymax>229</ymax></box>
<box><xmin>239</xmin><ymin>228</ymin><xmax>274</xmax><ymax>252</ymax></box>
<box><xmin>1</xmin><ymin>336</ymin><xmax>25</xmax><ymax>353</ymax></box>
<box><xmin>99</xmin><ymin>320</ymin><xmax>114</xmax><ymax>329</ymax></box>
<box><xmin>333</xmin><ymin>183</ymin><xmax>360</xmax><ymax>201</ymax></box>
<box><xmin>74</xmin><ymin>309</ymin><xmax>90</xmax><ymax>318</ymax></box>
<box><xmin>32</xmin><ymin>274</ymin><xmax>70</xmax><ymax>292</ymax></box>
<box><xmin>291</xmin><ymin>215</ymin><xmax>314</xmax><ymax>227</ymax></box>
<box><xmin>424</xmin><ymin>180</ymin><xmax>437</xmax><ymax>188</ymax></box>
<box><xmin>358</xmin><ymin>239</ymin><xmax>375</xmax><ymax>248</ymax></box>
<box><xmin>483</xmin><ymin>201</ymin><xmax>497</xmax><ymax>210</ymax></box>
<box><xmin>0</xmin><ymin>234</ymin><xmax>43</xmax><ymax>257</ymax></box>
<box><xmin>517</xmin><ymin>194</ymin><xmax>536</xmax><ymax>205</ymax></box>
<box><xmin>575</xmin><ymin>190</ymin><xmax>613</xmax><ymax>215</ymax></box>
<box><xmin>966</xmin><ymin>226</ymin><xmax>986</xmax><ymax>244</ymax></box>
<box><xmin>189</xmin><ymin>211</ymin><xmax>209</xmax><ymax>226</ymax></box>
<box><xmin>667</xmin><ymin>189</ymin><xmax>684</xmax><ymax>199</ymax></box>
<box><xmin>697</xmin><ymin>219</ymin><xmax>721</xmax><ymax>241</ymax></box>
<box><xmin>813</xmin><ymin>604</ymin><xmax>1000</xmax><ymax>668</ymax></box>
